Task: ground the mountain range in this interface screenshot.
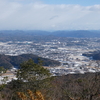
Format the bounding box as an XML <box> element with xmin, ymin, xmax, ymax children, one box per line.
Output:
<box><xmin>0</xmin><ymin>30</ymin><xmax>100</xmax><ymax>41</ymax></box>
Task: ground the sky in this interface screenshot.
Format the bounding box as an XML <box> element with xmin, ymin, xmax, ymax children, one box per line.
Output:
<box><xmin>0</xmin><ymin>0</ymin><xmax>100</xmax><ymax>30</ymax></box>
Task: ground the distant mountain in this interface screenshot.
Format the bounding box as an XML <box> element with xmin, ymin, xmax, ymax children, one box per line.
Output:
<box><xmin>0</xmin><ymin>54</ymin><xmax>61</xmax><ymax>69</ymax></box>
<box><xmin>0</xmin><ymin>30</ymin><xmax>52</xmax><ymax>41</ymax></box>
<box><xmin>52</xmin><ymin>30</ymin><xmax>100</xmax><ymax>38</ymax></box>
<box><xmin>0</xmin><ymin>30</ymin><xmax>100</xmax><ymax>41</ymax></box>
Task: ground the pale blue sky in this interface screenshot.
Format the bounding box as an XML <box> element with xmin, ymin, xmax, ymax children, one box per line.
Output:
<box><xmin>0</xmin><ymin>0</ymin><xmax>100</xmax><ymax>30</ymax></box>
<box><xmin>42</xmin><ymin>0</ymin><xmax>100</xmax><ymax>6</ymax></box>
<box><xmin>16</xmin><ymin>0</ymin><xmax>100</xmax><ymax>6</ymax></box>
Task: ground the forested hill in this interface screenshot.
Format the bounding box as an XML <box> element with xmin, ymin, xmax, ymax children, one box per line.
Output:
<box><xmin>83</xmin><ymin>51</ymin><xmax>100</xmax><ymax>60</ymax></box>
<box><xmin>0</xmin><ymin>54</ymin><xmax>61</xmax><ymax>69</ymax></box>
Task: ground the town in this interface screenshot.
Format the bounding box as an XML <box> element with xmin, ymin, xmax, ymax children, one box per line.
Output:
<box><xmin>0</xmin><ymin>37</ymin><xmax>100</xmax><ymax>78</ymax></box>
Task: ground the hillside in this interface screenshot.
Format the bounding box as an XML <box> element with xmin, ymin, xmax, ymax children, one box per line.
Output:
<box><xmin>83</xmin><ymin>51</ymin><xmax>100</xmax><ymax>60</ymax></box>
<box><xmin>0</xmin><ymin>54</ymin><xmax>61</xmax><ymax>69</ymax></box>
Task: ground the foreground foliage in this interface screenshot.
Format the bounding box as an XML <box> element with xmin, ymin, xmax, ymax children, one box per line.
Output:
<box><xmin>0</xmin><ymin>60</ymin><xmax>100</xmax><ymax>100</ymax></box>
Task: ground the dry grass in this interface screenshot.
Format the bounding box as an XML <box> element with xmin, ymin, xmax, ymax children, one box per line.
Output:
<box><xmin>17</xmin><ymin>90</ymin><xmax>45</xmax><ymax>100</ymax></box>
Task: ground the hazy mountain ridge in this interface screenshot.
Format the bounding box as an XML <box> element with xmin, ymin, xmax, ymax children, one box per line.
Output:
<box><xmin>0</xmin><ymin>30</ymin><xmax>100</xmax><ymax>41</ymax></box>
<box><xmin>52</xmin><ymin>30</ymin><xmax>100</xmax><ymax>38</ymax></box>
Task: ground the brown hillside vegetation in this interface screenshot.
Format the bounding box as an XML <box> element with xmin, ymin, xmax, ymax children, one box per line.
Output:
<box><xmin>0</xmin><ymin>72</ymin><xmax>100</xmax><ymax>100</ymax></box>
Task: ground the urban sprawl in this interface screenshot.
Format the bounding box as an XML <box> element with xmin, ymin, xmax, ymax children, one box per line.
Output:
<box><xmin>0</xmin><ymin>37</ymin><xmax>100</xmax><ymax>80</ymax></box>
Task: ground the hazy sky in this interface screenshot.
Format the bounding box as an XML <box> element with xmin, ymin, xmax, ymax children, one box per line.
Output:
<box><xmin>0</xmin><ymin>0</ymin><xmax>100</xmax><ymax>30</ymax></box>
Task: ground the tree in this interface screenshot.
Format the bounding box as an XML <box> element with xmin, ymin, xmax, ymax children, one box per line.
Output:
<box><xmin>16</xmin><ymin>59</ymin><xmax>51</xmax><ymax>91</ymax></box>
<box><xmin>17</xmin><ymin>59</ymin><xmax>50</xmax><ymax>81</ymax></box>
<box><xmin>0</xmin><ymin>66</ymin><xmax>7</xmax><ymax>87</ymax></box>
<box><xmin>0</xmin><ymin>66</ymin><xmax>6</xmax><ymax>76</ymax></box>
